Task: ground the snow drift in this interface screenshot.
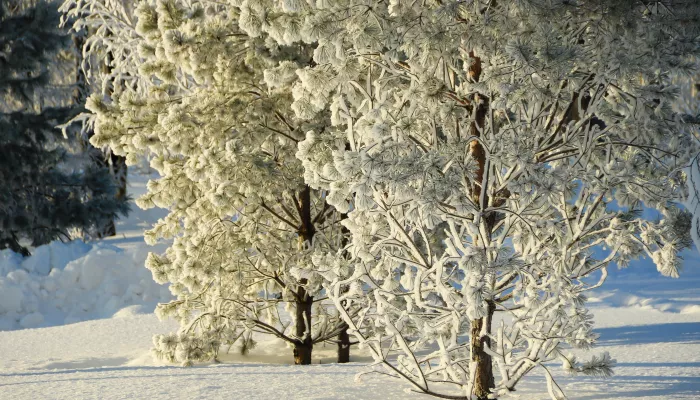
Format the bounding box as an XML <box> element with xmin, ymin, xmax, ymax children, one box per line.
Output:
<box><xmin>0</xmin><ymin>240</ymin><xmax>171</xmax><ymax>331</ymax></box>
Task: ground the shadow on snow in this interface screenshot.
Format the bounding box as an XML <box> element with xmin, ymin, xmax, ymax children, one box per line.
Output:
<box><xmin>596</xmin><ymin>322</ymin><xmax>700</xmax><ymax>345</ymax></box>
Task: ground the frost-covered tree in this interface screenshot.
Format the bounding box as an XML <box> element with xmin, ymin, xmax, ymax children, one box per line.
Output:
<box><xmin>60</xmin><ymin>0</ymin><xmax>135</xmax><ymax>239</ymax></box>
<box><xmin>60</xmin><ymin>0</ymin><xmax>354</xmax><ymax>365</ymax></box>
<box><xmin>0</xmin><ymin>0</ymin><xmax>130</xmax><ymax>256</ymax></box>
<box><xmin>72</xmin><ymin>31</ymin><xmax>130</xmax><ymax>239</ymax></box>
<box><xmin>284</xmin><ymin>1</ymin><xmax>700</xmax><ymax>399</ymax></box>
<box><xmin>676</xmin><ymin>66</ymin><xmax>700</xmax><ymax>250</ymax></box>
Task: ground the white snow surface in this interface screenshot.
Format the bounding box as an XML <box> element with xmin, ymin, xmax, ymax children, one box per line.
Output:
<box><xmin>1</xmin><ymin>170</ymin><xmax>699</xmax><ymax>399</ymax></box>
<box><xmin>0</xmin><ymin>306</ymin><xmax>698</xmax><ymax>399</ymax></box>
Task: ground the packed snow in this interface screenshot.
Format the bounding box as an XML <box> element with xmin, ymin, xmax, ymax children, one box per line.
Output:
<box><xmin>1</xmin><ymin>171</ymin><xmax>699</xmax><ymax>399</ymax></box>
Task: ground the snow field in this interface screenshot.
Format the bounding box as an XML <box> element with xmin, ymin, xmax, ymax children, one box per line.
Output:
<box><xmin>0</xmin><ymin>305</ymin><xmax>699</xmax><ymax>399</ymax></box>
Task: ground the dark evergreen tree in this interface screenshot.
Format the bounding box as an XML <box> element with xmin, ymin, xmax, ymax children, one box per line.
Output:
<box><xmin>0</xmin><ymin>0</ymin><xmax>129</xmax><ymax>256</ymax></box>
<box><xmin>70</xmin><ymin>28</ymin><xmax>129</xmax><ymax>239</ymax></box>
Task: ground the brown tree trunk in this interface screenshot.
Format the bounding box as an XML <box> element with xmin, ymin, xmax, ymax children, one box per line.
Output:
<box><xmin>471</xmin><ymin>301</ymin><xmax>496</xmax><ymax>400</ymax></box>
<box><xmin>464</xmin><ymin>50</ymin><xmax>496</xmax><ymax>399</ymax></box>
<box><xmin>293</xmin><ymin>290</ymin><xmax>314</xmax><ymax>365</ymax></box>
<box><xmin>293</xmin><ymin>185</ymin><xmax>316</xmax><ymax>365</ymax></box>
<box><xmin>337</xmin><ymin>324</ymin><xmax>350</xmax><ymax>363</ymax></box>
<box><xmin>294</xmin><ymin>341</ymin><xmax>313</xmax><ymax>365</ymax></box>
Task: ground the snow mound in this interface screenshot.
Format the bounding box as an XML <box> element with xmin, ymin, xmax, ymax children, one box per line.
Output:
<box><xmin>0</xmin><ymin>240</ymin><xmax>171</xmax><ymax>331</ymax></box>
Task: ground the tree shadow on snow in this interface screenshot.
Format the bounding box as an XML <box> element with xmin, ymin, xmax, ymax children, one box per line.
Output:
<box><xmin>596</xmin><ymin>322</ymin><xmax>700</xmax><ymax>346</ymax></box>
<box><xmin>0</xmin><ymin>365</ymin><xmax>179</xmax><ymax>379</ymax></box>
<box><xmin>0</xmin><ymin>361</ymin><xmax>360</xmax><ymax>386</ymax></box>
<box><xmin>615</xmin><ymin>362</ymin><xmax>700</xmax><ymax>368</ymax></box>
<box><xmin>571</xmin><ymin>375</ymin><xmax>700</xmax><ymax>399</ymax></box>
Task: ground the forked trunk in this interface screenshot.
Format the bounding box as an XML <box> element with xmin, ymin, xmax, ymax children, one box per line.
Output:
<box><xmin>471</xmin><ymin>302</ymin><xmax>496</xmax><ymax>400</ymax></box>
<box><xmin>293</xmin><ymin>287</ymin><xmax>314</xmax><ymax>365</ymax></box>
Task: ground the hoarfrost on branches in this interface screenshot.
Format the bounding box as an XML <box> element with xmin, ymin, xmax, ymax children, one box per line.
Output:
<box><xmin>674</xmin><ymin>66</ymin><xmax>700</xmax><ymax>252</ymax></box>
<box><xmin>61</xmin><ymin>0</ymin><xmax>353</xmax><ymax>365</ymax></box>
<box><xmin>59</xmin><ymin>0</ymin><xmax>700</xmax><ymax>398</ymax></box>
<box><xmin>285</xmin><ymin>1</ymin><xmax>700</xmax><ymax>399</ymax></box>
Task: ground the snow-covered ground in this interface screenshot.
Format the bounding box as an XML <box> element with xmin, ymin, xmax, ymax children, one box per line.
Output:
<box><xmin>1</xmin><ymin>171</ymin><xmax>699</xmax><ymax>399</ymax></box>
<box><xmin>0</xmin><ymin>304</ymin><xmax>698</xmax><ymax>399</ymax></box>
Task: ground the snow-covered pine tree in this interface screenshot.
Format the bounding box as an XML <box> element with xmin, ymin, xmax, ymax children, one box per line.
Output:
<box><xmin>285</xmin><ymin>1</ymin><xmax>700</xmax><ymax>399</ymax></box>
<box><xmin>60</xmin><ymin>0</ymin><xmax>353</xmax><ymax>365</ymax></box>
<box><xmin>0</xmin><ymin>0</ymin><xmax>130</xmax><ymax>256</ymax></box>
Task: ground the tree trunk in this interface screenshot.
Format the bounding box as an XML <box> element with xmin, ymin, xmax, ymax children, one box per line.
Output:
<box><xmin>464</xmin><ymin>51</ymin><xmax>495</xmax><ymax>399</ymax></box>
<box><xmin>294</xmin><ymin>341</ymin><xmax>313</xmax><ymax>365</ymax></box>
<box><xmin>337</xmin><ymin>324</ymin><xmax>350</xmax><ymax>363</ymax></box>
<box><xmin>337</xmin><ymin>213</ymin><xmax>352</xmax><ymax>363</ymax></box>
<box><xmin>89</xmin><ymin>149</ymin><xmax>127</xmax><ymax>238</ymax></box>
<box><xmin>471</xmin><ymin>301</ymin><xmax>496</xmax><ymax>400</ymax></box>
<box><xmin>292</xmin><ymin>185</ymin><xmax>316</xmax><ymax>365</ymax></box>
<box><xmin>95</xmin><ymin>50</ymin><xmax>129</xmax><ymax>238</ymax></box>
<box><xmin>101</xmin><ymin>151</ymin><xmax>128</xmax><ymax>237</ymax></box>
<box><xmin>294</xmin><ymin>292</ymin><xmax>314</xmax><ymax>365</ymax></box>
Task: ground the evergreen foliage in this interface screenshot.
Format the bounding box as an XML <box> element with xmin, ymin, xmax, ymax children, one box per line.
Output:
<box><xmin>60</xmin><ymin>0</ymin><xmax>700</xmax><ymax>398</ymax></box>
<box><xmin>0</xmin><ymin>0</ymin><xmax>129</xmax><ymax>256</ymax></box>
<box><xmin>61</xmin><ymin>0</ymin><xmax>351</xmax><ymax>365</ymax></box>
<box><xmin>275</xmin><ymin>1</ymin><xmax>700</xmax><ymax>398</ymax></box>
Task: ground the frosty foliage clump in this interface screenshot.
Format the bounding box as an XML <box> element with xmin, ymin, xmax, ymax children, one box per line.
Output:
<box><xmin>59</xmin><ymin>0</ymin><xmax>142</xmax><ymax>98</ymax></box>
<box><xmin>60</xmin><ymin>0</ymin><xmax>353</xmax><ymax>365</ymax></box>
<box><xmin>272</xmin><ymin>1</ymin><xmax>699</xmax><ymax>399</ymax></box>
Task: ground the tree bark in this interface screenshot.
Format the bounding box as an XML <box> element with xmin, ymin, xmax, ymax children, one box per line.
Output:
<box><xmin>464</xmin><ymin>50</ymin><xmax>496</xmax><ymax>399</ymax></box>
<box><xmin>337</xmin><ymin>323</ymin><xmax>350</xmax><ymax>363</ymax></box>
<box><xmin>293</xmin><ymin>185</ymin><xmax>315</xmax><ymax>365</ymax></box>
<box><xmin>471</xmin><ymin>301</ymin><xmax>496</xmax><ymax>400</ymax></box>
<box><xmin>293</xmin><ymin>288</ymin><xmax>314</xmax><ymax>365</ymax></box>
<box><xmin>337</xmin><ymin>213</ymin><xmax>351</xmax><ymax>364</ymax></box>
<box><xmin>100</xmin><ymin>151</ymin><xmax>128</xmax><ymax>237</ymax></box>
<box><xmin>293</xmin><ymin>341</ymin><xmax>313</xmax><ymax>365</ymax></box>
